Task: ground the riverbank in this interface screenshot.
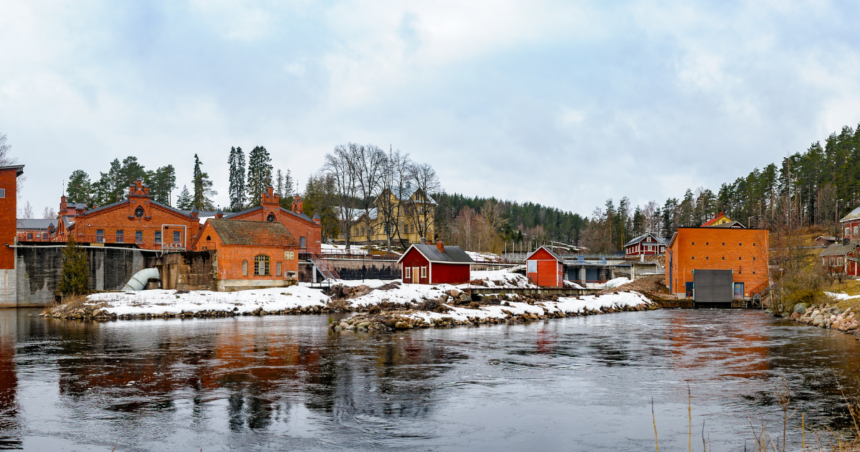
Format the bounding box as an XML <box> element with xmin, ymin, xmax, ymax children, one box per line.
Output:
<box><xmin>789</xmin><ymin>294</ymin><xmax>860</xmax><ymax>336</ymax></box>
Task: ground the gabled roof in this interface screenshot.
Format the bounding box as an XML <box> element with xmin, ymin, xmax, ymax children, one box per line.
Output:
<box><xmin>623</xmin><ymin>233</ymin><xmax>666</xmax><ymax>248</ymax></box>
<box><xmin>17</xmin><ymin>219</ymin><xmax>58</xmax><ymax>230</ymax></box>
<box><xmin>376</xmin><ymin>185</ymin><xmax>437</xmax><ymax>206</ymax></box>
<box><xmin>820</xmin><ymin>242</ymin><xmax>858</xmax><ymax>257</ymax></box>
<box><xmin>702</xmin><ymin>212</ymin><xmax>731</xmax><ymax>227</ymax></box>
<box><xmin>708</xmin><ymin>221</ymin><xmax>746</xmax><ymax>228</ymax></box>
<box><xmin>524</xmin><ymin>245</ymin><xmax>563</xmax><ymax>261</ymax></box>
<box><xmin>206</xmin><ymin>219</ymin><xmax>298</xmax><ymax>247</ymax></box>
<box><xmin>841</xmin><ymin>206</ymin><xmax>860</xmax><ymax>223</ymax></box>
<box><xmin>397</xmin><ymin>243</ymin><xmax>474</xmax><ymax>264</ymax></box>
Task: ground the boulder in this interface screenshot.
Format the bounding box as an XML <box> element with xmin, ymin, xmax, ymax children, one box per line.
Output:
<box><xmin>446</xmin><ymin>289</ymin><xmax>461</xmax><ymax>298</ymax></box>
<box><xmin>794</xmin><ymin>303</ymin><xmax>808</xmax><ymax>314</ymax></box>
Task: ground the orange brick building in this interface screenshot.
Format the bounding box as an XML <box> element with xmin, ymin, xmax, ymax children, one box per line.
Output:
<box><xmin>68</xmin><ymin>180</ymin><xmax>201</xmax><ymax>251</ymax></box>
<box><xmin>227</xmin><ymin>187</ymin><xmax>322</xmax><ymax>254</ymax></box>
<box><xmin>193</xmin><ymin>219</ymin><xmax>300</xmax><ymax>291</ymax></box>
<box><xmin>1</xmin><ymin>165</ymin><xmax>24</xmax><ymax>307</ymax></box>
<box><xmin>666</xmin><ymin>227</ymin><xmax>770</xmax><ymax>302</ymax></box>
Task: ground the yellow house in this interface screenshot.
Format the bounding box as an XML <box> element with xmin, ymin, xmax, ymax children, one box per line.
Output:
<box><xmin>701</xmin><ymin>211</ymin><xmax>745</xmax><ymax>228</ymax></box>
<box><xmin>334</xmin><ymin>185</ymin><xmax>436</xmax><ymax>246</ymax></box>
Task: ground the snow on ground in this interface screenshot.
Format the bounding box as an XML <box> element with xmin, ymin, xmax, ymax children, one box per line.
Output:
<box><xmin>347</xmin><ymin>283</ymin><xmax>459</xmax><ymax>307</ymax></box>
<box><xmin>462</xmin><ymin>269</ymin><xmax>535</xmax><ymax>288</ymax></box>
<box><xmin>407</xmin><ymin>292</ymin><xmax>652</xmax><ymax>323</ymax></box>
<box><xmin>595</xmin><ymin>277</ymin><xmax>632</xmax><ymax>290</ymax></box>
<box><xmin>321</xmin><ymin>244</ymin><xmax>369</xmax><ymax>255</ymax></box>
<box><xmin>564</xmin><ymin>281</ymin><xmax>585</xmax><ymax>289</ymax></box>
<box><xmin>465</xmin><ymin>251</ymin><xmax>501</xmax><ymax>262</ymax></box>
<box><xmin>87</xmin><ymin>286</ymin><xmax>330</xmax><ymax>316</ymax></box>
<box><xmin>826</xmin><ymin>292</ymin><xmax>860</xmax><ymax>301</ymax></box>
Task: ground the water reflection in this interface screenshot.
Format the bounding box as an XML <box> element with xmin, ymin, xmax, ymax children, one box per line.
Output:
<box><xmin>2</xmin><ymin>309</ymin><xmax>860</xmax><ymax>450</ymax></box>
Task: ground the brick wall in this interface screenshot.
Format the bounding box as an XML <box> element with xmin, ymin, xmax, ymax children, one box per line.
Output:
<box><xmin>0</xmin><ymin>169</ymin><xmax>17</xmax><ymax>270</ymax></box>
<box><xmin>230</xmin><ymin>208</ymin><xmax>322</xmax><ymax>254</ymax></box>
<box><xmin>73</xmin><ymin>201</ymin><xmax>200</xmax><ymax>250</ymax></box>
<box><xmin>667</xmin><ymin>228</ymin><xmax>770</xmax><ymax>297</ymax></box>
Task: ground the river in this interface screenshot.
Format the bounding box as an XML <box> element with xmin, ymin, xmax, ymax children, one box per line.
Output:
<box><xmin>1</xmin><ymin>308</ymin><xmax>859</xmax><ymax>451</ymax></box>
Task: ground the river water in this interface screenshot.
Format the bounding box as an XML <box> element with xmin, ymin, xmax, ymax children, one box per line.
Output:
<box><xmin>1</xmin><ymin>308</ymin><xmax>859</xmax><ymax>451</ymax></box>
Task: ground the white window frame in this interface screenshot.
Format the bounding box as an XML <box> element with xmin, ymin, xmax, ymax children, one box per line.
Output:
<box><xmin>421</xmin><ymin>266</ymin><xmax>427</xmax><ymax>278</ymax></box>
<box><xmin>838</xmin><ymin>257</ymin><xmax>844</xmax><ymax>265</ymax></box>
<box><xmin>847</xmin><ymin>227</ymin><xmax>851</xmax><ymax>236</ymax></box>
<box><xmin>527</xmin><ymin>260</ymin><xmax>537</xmax><ymax>272</ymax></box>
<box><xmin>405</xmin><ymin>267</ymin><xmax>411</xmax><ymax>279</ymax></box>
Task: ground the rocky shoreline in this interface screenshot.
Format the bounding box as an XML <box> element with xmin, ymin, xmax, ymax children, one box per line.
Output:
<box><xmin>329</xmin><ymin>302</ymin><xmax>659</xmax><ymax>332</ymax></box>
<box><xmin>40</xmin><ymin>301</ymin><xmax>334</xmax><ymax>321</ymax></box>
<box><xmin>789</xmin><ymin>302</ymin><xmax>860</xmax><ymax>335</ymax></box>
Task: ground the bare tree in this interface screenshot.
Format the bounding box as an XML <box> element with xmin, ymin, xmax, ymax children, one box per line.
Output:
<box><xmin>0</xmin><ymin>133</ymin><xmax>24</xmax><ymax>196</ymax></box>
<box><xmin>642</xmin><ymin>201</ymin><xmax>660</xmax><ymax>234</ymax></box>
<box><xmin>324</xmin><ymin>144</ymin><xmax>359</xmax><ymax>250</ymax></box>
<box><xmin>43</xmin><ymin>207</ymin><xmax>56</xmax><ymax>219</ymax></box>
<box><xmin>20</xmin><ymin>201</ymin><xmax>33</xmax><ymax>219</ymax></box>
<box><xmin>378</xmin><ymin>148</ymin><xmax>411</xmax><ymax>252</ymax></box>
<box><xmin>353</xmin><ymin>144</ymin><xmax>387</xmax><ymax>245</ymax></box>
<box><xmin>407</xmin><ymin>162</ymin><xmax>441</xmax><ymax>242</ymax></box>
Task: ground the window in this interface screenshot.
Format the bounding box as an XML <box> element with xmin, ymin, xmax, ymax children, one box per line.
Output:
<box><xmin>299</xmin><ymin>237</ymin><xmax>306</xmax><ymax>248</ymax></box>
<box><xmin>135</xmin><ymin>206</ymin><xmax>144</xmax><ymax>218</ymax></box>
<box><xmin>96</xmin><ymin>230</ymin><xmax>105</xmax><ymax>243</ymax></box>
<box><xmin>722</xmin><ymin>257</ymin><xmax>725</xmax><ymax>260</ymax></box>
<box><xmin>206</xmin><ymin>236</ymin><xmax>211</xmax><ymax>241</ymax></box>
<box><xmin>242</xmin><ymin>260</ymin><xmax>248</xmax><ymax>276</ymax></box>
<box><xmin>276</xmin><ymin>262</ymin><xmax>282</xmax><ymax>276</ymax></box>
<box><xmin>154</xmin><ymin>231</ymin><xmax>162</xmax><ymax>244</ymax></box>
<box><xmin>838</xmin><ymin>257</ymin><xmax>844</xmax><ymax>265</ymax></box>
<box><xmin>267</xmin><ymin>213</ymin><xmax>275</xmax><ymax>222</ymax></box>
<box><xmin>421</xmin><ymin>267</ymin><xmax>427</xmax><ymax>278</ymax></box>
<box><xmin>254</xmin><ymin>255</ymin><xmax>270</xmax><ymax>276</ymax></box>
<box><xmin>739</xmin><ymin>243</ymin><xmax>742</xmax><ymax>246</ymax></box>
<box><xmin>0</xmin><ymin>188</ymin><xmax>5</xmax><ymax>198</ymax></box>
<box><xmin>116</xmin><ymin>230</ymin><xmax>124</xmax><ymax>243</ymax></box>
<box><xmin>706</xmin><ymin>242</ymin><xmax>709</xmax><ymax>245</ymax></box>
<box><xmin>173</xmin><ymin>231</ymin><xmax>181</xmax><ymax>243</ymax></box>
<box><xmin>528</xmin><ymin>260</ymin><xmax>537</xmax><ymax>272</ymax></box>
<box><xmin>691</xmin><ymin>256</ymin><xmax>695</xmax><ymax>260</ymax></box>
<box><xmin>692</xmin><ymin>242</ymin><xmax>695</xmax><ymax>245</ymax></box>
<box><xmin>722</xmin><ymin>242</ymin><xmax>725</xmax><ymax>246</ymax></box>
<box><xmin>855</xmin><ymin>226</ymin><xmax>859</xmax><ymax>235</ymax></box>
<box><xmin>752</xmin><ymin>257</ymin><xmax>756</xmax><ymax>261</ymax></box>
<box><xmin>284</xmin><ymin>251</ymin><xmax>295</xmax><ymax>260</ymax></box>
<box><xmin>135</xmin><ymin>230</ymin><xmax>143</xmax><ymax>243</ymax></box>
<box><xmin>27</xmin><ymin>233</ymin><xmax>32</xmax><ymax>240</ymax></box>
<box><xmin>847</xmin><ymin>227</ymin><xmax>851</xmax><ymax>236</ymax></box>
<box><xmin>405</xmin><ymin>267</ymin><xmax>411</xmax><ymax>278</ymax></box>
<box><xmin>739</xmin><ymin>257</ymin><xmax>742</xmax><ymax>260</ymax></box>
<box><xmin>706</xmin><ymin>257</ymin><xmax>709</xmax><ymax>260</ymax></box>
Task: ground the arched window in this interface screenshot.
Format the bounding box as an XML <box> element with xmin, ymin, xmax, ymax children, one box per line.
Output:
<box><xmin>135</xmin><ymin>206</ymin><xmax>144</xmax><ymax>218</ymax></box>
<box><xmin>206</xmin><ymin>236</ymin><xmax>211</xmax><ymax>241</ymax></box>
<box><xmin>254</xmin><ymin>255</ymin><xmax>270</xmax><ymax>276</ymax></box>
<box><xmin>267</xmin><ymin>213</ymin><xmax>276</xmax><ymax>222</ymax></box>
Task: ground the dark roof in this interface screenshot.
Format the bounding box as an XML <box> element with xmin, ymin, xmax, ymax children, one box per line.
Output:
<box><xmin>207</xmin><ymin>219</ymin><xmax>298</xmax><ymax>247</ymax></box>
<box><xmin>17</xmin><ymin>219</ymin><xmax>58</xmax><ymax>230</ymax></box>
<box><xmin>0</xmin><ymin>165</ymin><xmax>24</xmax><ymax>176</ymax></box>
<box><xmin>399</xmin><ymin>244</ymin><xmax>474</xmax><ymax>264</ymax></box>
<box><xmin>83</xmin><ymin>199</ymin><xmax>127</xmax><ymax>215</ymax></box>
<box><xmin>820</xmin><ymin>242</ymin><xmax>857</xmax><ymax>257</ymax></box>
<box><xmin>525</xmin><ymin>246</ymin><xmax>563</xmax><ymax>261</ymax></box>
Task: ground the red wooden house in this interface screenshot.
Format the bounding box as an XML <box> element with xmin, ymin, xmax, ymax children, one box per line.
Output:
<box><xmin>623</xmin><ymin>233</ymin><xmax>666</xmax><ymax>258</ymax></box>
<box><xmin>524</xmin><ymin>246</ymin><xmax>564</xmax><ymax>287</ymax></box>
<box><xmin>397</xmin><ymin>241</ymin><xmax>473</xmax><ymax>285</ymax></box>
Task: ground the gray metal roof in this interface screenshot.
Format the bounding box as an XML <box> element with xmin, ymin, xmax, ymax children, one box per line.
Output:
<box><xmin>820</xmin><ymin>242</ymin><xmax>857</xmax><ymax>257</ymax></box>
<box><xmin>400</xmin><ymin>244</ymin><xmax>474</xmax><ymax>264</ymax></box>
<box><xmin>17</xmin><ymin>219</ymin><xmax>58</xmax><ymax>230</ymax></box>
<box><xmin>842</xmin><ymin>206</ymin><xmax>860</xmax><ymax>223</ymax></box>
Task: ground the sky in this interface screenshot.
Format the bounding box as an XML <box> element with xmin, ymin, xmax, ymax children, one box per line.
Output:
<box><xmin>2</xmin><ymin>0</ymin><xmax>860</xmax><ymax>217</ymax></box>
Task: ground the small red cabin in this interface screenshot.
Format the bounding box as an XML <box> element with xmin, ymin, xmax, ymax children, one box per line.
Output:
<box><xmin>397</xmin><ymin>242</ymin><xmax>473</xmax><ymax>285</ymax></box>
<box><xmin>524</xmin><ymin>246</ymin><xmax>564</xmax><ymax>287</ymax></box>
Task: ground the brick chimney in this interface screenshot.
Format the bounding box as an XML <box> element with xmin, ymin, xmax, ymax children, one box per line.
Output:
<box><xmin>292</xmin><ymin>195</ymin><xmax>303</xmax><ymax>214</ymax></box>
<box><xmin>436</xmin><ymin>240</ymin><xmax>445</xmax><ymax>253</ymax></box>
<box><xmin>191</xmin><ymin>206</ymin><xmax>199</xmax><ymax>219</ymax></box>
<box><xmin>215</xmin><ymin>208</ymin><xmax>223</xmax><ymax>219</ymax></box>
<box><xmin>313</xmin><ymin>211</ymin><xmax>321</xmax><ymax>225</ymax></box>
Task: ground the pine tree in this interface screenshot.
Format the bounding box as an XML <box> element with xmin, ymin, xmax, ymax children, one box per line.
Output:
<box><xmin>59</xmin><ymin>236</ymin><xmax>89</xmax><ymax>296</ymax></box>
<box><xmin>176</xmin><ymin>185</ymin><xmax>193</xmax><ymax>210</ymax></box>
<box><xmin>66</xmin><ymin>170</ymin><xmax>92</xmax><ymax>205</ymax></box>
<box><xmin>192</xmin><ymin>154</ymin><xmax>217</xmax><ymax>210</ymax></box>
<box><xmin>246</xmin><ymin>146</ymin><xmax>273</xmax><ymax>206</ymax></box>
<box><xmin>228</xmin><ymin>146</ymin><xmax>246</xmax><ymax>211</ymax></box>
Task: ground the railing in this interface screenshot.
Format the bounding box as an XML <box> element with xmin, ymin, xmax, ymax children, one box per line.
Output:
<box><xmin>17</xmin><ymin>233</ymin><xmax>53</xmax><ymax>242</ymax></box>
<box><xmin>319</xmin><ymin>250</ymin><xmax>401</xmax><ymax>260</ymax></box>
<box><xmin>306</xmin><ymin>253</ymin><xmax>341</xmax><ymax>280</ymax></box>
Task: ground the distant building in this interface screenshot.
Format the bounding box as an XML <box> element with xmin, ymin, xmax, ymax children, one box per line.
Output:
<box><xmin>840</xmin><ymin>206</ymin><xmax>860</xmax><ymax>241</ymax></box>
<box><xmin>623</xmin><ymin>232</ymin><xmax>666</xmax><ymax>258</ymax></box>
<box><xmin>334</xmin><ymin>183</ymin><xmax>436</xmax><ymax>246</ymax></box>
<box><xmin>701</xmin><ymin>212</ymin><xmax>745</xmax><ymax>228</ymax></box>
<box><xmin>524</xmin><ymin>246</ymin><xmax>564</xmax><ymax>287</ymax></box>
<box><xmin>397</xmin><ymin>241</ymin><xmax>473</xmax><ymax>285</ymax></box>
<box><xmin>665</xmin><ymin>227</ymin><xmax>770</xmax><ymax>303</ymax></box>
<box><xmin>814</xmin><ymin>236</ymin><xmax>838</xmax><ymax>247</ymax></box>
<box><xmin>16</xmin><ymin>219</ymin><xmax>58</xmax><ymax>242</ymax></box>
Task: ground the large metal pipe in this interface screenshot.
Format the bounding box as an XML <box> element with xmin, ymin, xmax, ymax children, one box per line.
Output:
<box><xmin>122</xmin><ymin>268</ymin><xmax>160</xmax><ymax>291</ymax></box>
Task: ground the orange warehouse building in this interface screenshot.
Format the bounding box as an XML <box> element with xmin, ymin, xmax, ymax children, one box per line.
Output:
<box><xmin>666</xmin><ymin>227</ymin><xmax>770</xmax><ymax>303</ymax></box>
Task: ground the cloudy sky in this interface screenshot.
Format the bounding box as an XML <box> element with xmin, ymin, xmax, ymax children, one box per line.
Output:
<box><xmin>2</xmin><ymin>0</ymin><xmax>860</xmax><ymax>216</ymax></box>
